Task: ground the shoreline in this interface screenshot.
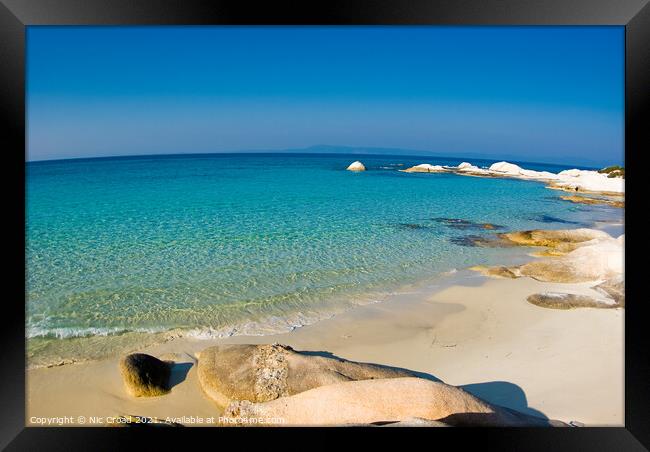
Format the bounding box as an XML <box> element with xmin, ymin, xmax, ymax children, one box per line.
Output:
<box><xmin>26</xmin><ymin>238</ymin><xmax>559</xmax><ymax>371</ymax></box>
<box><xmin>27</xmin><ymin>214</ymin><xmax>624</xmax><ymax>371</ymax></box>
<box><xmin>26</xmin><ymin>268</ymin><xmax>624</xmax><ymax>426</ymax></box>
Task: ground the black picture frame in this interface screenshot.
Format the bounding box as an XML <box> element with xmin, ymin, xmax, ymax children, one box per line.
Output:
<box><xmin>2</xmin><ymin>0</ymin><xmax>648</xmax><ymax>449</ymax></box>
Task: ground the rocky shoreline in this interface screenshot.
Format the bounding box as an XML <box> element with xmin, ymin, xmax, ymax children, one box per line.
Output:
<box><xmin>396</xmin><ymin>160</ymin><xmax>624</xmax><ymax>207</ymax></box>
<box><xmin>100</xmin><ymin>225</ymin><xmax>623</xmax><ymax>427</ymax></box>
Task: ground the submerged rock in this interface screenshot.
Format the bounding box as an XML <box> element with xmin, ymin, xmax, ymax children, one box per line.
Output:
<box><xmin>223</xmin><ymin>377</ymin><xmax>564</xmax><ymax>427</ymax></box>
<box><xmin>432</xmin><ymin>218</ymin><xmax>504</xmax><ymax>231</ymax></box>
<box><xmin>528</xmin><ymin>214</ymin><xmax>582</xmax><ymax>225</ymax></box>
<box><xmin>119</xmin><ymin>353</ymin><xmax>171</xmax><ymax>397</ymax></box>
<box><xmin>526</xmin><ymin>293</ymin><xmax>618</xmax><ymax>310</ymax></box>
<box><xmin>559</xmin><ymin>195</ymin><xmax>624</xmax><ymax>208</ymax></box>
<box><xmin>197</xmin><ymin>344</ymin><xmax>415</xmax><ymax>407</ymax></box>
<box><xmin>395</xmin><ymin>223</ymin><xmax>434</xmax><ymax>231</ymax></box>
<box><xmin>346</xmin><ymin>161</ymin><xmax>366</xmax><ymax>171</ymax></box>
<box><xmin>450</xmin><ymin>235</ymin><xmax>513</xmax><ymax>248</ymax></box>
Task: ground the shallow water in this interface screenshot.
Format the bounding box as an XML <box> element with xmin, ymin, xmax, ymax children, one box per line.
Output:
<box><xmin>26</xmin><ymin>153</ymin><xmax>623</xmax><ymax>364</ymax></box>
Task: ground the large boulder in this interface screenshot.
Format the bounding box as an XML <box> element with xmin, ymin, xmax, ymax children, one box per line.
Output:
<box><xmin>222</xmin><ymin>377</ymin><xmax>564</xmax><ymax>427</ymax></box>
<box><xmin>196</xmin><ymin>344</ymin><xmax>414</xmax><ymax>407</ymax></box>
<box><xmin>119</xmin><ymin>353</ymin><xmax>171</xmax><ymax>397</ymax></box>
<box><xmin>346</xmin><ymin>161</ymin><xmax>366</xmax><ymax>171</ymax></box>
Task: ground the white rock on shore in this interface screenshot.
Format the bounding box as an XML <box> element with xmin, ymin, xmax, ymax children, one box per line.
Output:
<box><xmin>346</xmin><ymin>161</ymin><xmax>366</xmax><ymax>171</ymax></box>
<box><xmin>402</xmin><ymin>164</ymin><xmax>446</xmax><ymax>173</ymax></box>
<box><xmin>401</xmin><ymin>160</ymin><xmax>624</xmax><ymax>194</ymax></box>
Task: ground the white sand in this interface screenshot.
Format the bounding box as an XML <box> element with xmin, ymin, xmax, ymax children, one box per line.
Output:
<box><xmin>26</xmin><ymin>272</ymin><xmax>623</xmax><ymax>427</ymax></box>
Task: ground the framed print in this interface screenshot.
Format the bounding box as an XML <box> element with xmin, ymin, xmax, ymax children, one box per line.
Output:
<box><xmin>1</xmin><ymin>0</ymin><xmax>648</xmax><ymax>449</ymax></box>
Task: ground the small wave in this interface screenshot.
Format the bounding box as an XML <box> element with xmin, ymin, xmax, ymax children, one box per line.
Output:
<box><xmin>26</xmin><ymin>325</ymin><xmax>170</xmax><ymax>339</ymax></box>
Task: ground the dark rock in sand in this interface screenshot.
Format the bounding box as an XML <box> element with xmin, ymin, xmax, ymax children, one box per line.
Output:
<box><xmin>119</xmin><ymin>353</ymin><xmax>171</xmax><ymax>397</ymax></box>
<box><xmin>197</xmin><ymin>344</ymin><xmax>415</xmax><ymax>407</ymax></box>
<box><xmin>594</xmin><ymin>277</ymin><xmax>625</xmax><ymax>307</ymax></box>
<box><xmin>526</xmin><ymin>292</ymin><xmax>619</xmax><ymax>310</ymax></box>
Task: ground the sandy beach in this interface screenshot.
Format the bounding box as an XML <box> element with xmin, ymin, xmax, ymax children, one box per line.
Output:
<box><xmin>26</xmin><ymin>267</ymin><xmax>624</xmax><ymax>427</ymax></box>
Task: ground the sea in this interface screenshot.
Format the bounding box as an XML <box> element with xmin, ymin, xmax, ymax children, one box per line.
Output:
<box><xmin>26</xmin><ymin>153</ymin><xmax>623</xmax><ymax>366</ymax></box>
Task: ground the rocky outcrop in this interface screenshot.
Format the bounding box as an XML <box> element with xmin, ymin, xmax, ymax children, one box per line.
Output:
<box><xmin>498</xmin><ymin>228</ymin><xmax>610</xmax><ymax>253</ymax></box>
<box><xmin>399</xmin><ymin>160</ymin><xmax>624</xmax><ymax>195</ymax></box>
<box><xmin>197</xmin><ymin>344</ymin><xmax>415</xmax><ymax>407</ymax></box>
<box><xmin>470</xmin><ymin>228</ymin><xmax>624</xmax><ymax>307</ymax></box>
<box><xmin>402</xmin><ymin>164</ymin><xmax>447</xmax><ymax>173</ymax></box>
<box><xmin>473</xmin><ymin>231</ymin><xmax>622</xmax><ymax>284</ymax></box>
<box><xmin>222</xmin><ymin>377</ymin><xmax>564</xmax><ymax>427</ymax></box>
<box><xmin>119</xmin><ymin>353</ymin><xmax>171</xmax><ymax>397</ymax></box>
<box><xmin>346</xmin><ymin>161</ymin><xmax>366</xmax><ymax>171</ymax></box>
<box><xmin>559</xmin><ymin>195</ymin><xmax>624</xmax><ymax>208</ymax></box>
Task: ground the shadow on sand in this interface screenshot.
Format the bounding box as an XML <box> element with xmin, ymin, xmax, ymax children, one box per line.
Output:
<box><xmin>297</xmin><ymin>350</ymin><xmax>549</xmax><ymax>422</ymax></box>
<box><xmin>168</xmin><ymin>362</ymin><xmax>193</xmax><ymax>390</ymax></box>
<box><xmin>460</xmin><ymin>380</ymin><xmax>548</xmax><ymax>420</ymax></box>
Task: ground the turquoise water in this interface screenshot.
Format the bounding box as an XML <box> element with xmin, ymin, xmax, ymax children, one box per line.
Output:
<box><xmin>26</xmin><ymin>153</ymin><xmax>621</xmax><ymax>359</ymax></box>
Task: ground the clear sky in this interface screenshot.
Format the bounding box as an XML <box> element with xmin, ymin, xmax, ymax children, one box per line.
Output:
<box><xmin>27</xmin><ymin>26</ymin><xmax>624</xmax><ymax>166</ymax></box>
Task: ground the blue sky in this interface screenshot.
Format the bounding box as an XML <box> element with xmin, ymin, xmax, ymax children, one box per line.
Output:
<box><xmin>27</xmin><ymin>26</ymin><xmax>624</xmax><ymax>166</ymax></box>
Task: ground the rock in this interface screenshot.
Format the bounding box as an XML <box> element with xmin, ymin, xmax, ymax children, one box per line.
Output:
<box><xmin>470</xmin><ymin>265</ymin><xmax>520</xmax><ymax>279</ymax></box>
<box><xmin>223</xmin><ymin>377</ymin><xmax>563</xmax><ymax>427</ymax></box>
<box><xmin>559</xmin><ymin>195</ymin><xmax>624</xmax><ymax>208</ymax></box>
<box><xmin>526</xmin><ymin>292</ymin><xmax>618</xmax><ymax>310</ymax></box>
<box><xmin>396</xmin><ymin>160</ymin><xmax>624</xmax><ymax>195</ymax></box>
<box><xmin>346</xmin><ymin>161</ymin><xmax>366</xmax><ymax>171</ymax></box>
<box><xmin>489</xmin><ymin>161</ymin><xmax>525</xmax><ymax>175</ymax></box>
<box><xmin>119</xmin><ymin>353</ymin><xmax>171</xmax><ymax>397</ymax></box>
<box><xmin>499</xmin><ymin>228</ymin><xmax>610</xmax><ymax>251</ymax></box>
<box><xmin>450</xmin><ymin>235</ymin><xmax>514</xmax><ymax>248</ymax></box>
<box><xmin>402</xmin><ymin>164</ymin><xmax>446</xmax><ymax>173</ymax></box>
<box><xmin>471</xmin><ymin>229</ymin><xmax>623</xmax><ymax>284</ymax></box>
<box><xmin>196</xmin><ymin>344</ymin><xmax>414</xmax><ymax>407</ymax></box>
<box><xmin>553</xmin><ymin>169</ymin><xmax>625</xmax><ymax>194</ymax></box>
<box><xmin>594</xmin><ymin>276</ymin><xmax>625</xmax><ymax>306</ymax></box>
<box><xmin>432</xmin><ymin>218</ymin><xmax>504</xmax><ymax>231</ymax></box>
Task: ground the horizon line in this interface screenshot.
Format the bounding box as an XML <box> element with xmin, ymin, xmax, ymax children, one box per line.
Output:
<box><xmin>25</xmin><ymin>148</ymin><xmax>608</xmax><ymax>170</ymax></box>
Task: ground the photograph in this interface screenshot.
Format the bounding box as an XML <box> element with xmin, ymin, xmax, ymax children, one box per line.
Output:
<box><xmin>23</xmin><ymin>24</ymin><xmax>626</xmax><ymax>428</ymax></box>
